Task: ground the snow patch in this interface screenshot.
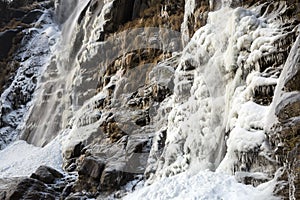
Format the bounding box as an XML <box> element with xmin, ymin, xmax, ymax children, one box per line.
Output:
<box><xmin>0</xmin><ymin>137</ymin><xmax>63</xmax><ymax>178</ymax></box>
<box><xmin>124</xmin><ymin>171</ymin><xmax>279</xmax><ymax>200</ymax></box>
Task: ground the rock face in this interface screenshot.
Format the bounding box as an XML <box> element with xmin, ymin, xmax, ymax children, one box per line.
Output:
<box><xmin>0</xmin><ymin>0</ymin><xmax>53</xmax><ymax>93</ymax></box>
<box><xmin>46</xmin><ymin>0</ymin><xmax>300</xmax><ymax>198</ymax></box>
<box><xmin>0</xmin><ymin>29</ymin><xmax>21</xmax><ymax>60</ymax></box>
<box><xmin>268</xmin><ymin>34</ymin><xmax>300</xmax><ymax>199</ymax></box>
<box><xmin>0</xmin><ymin>0</ymin><xmax>57</xmax><ymax>149</ymax></box>
<box><xmin>0</xmin><ymin>0</ymin><xmax>300</xmax><ymax>199</ymax></box>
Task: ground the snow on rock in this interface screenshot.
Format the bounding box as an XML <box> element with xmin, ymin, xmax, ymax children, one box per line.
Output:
<box><xmin>124</xmin><ymin>170</ymin><xmax>279</xmax><ymax>200</ymax></box>
<box><xmin>147</xmin><ymin>1</ymin><xmax>293</xmax><ymax>184</ymax></box>
<box><xmin>0</xmin><ymin>10</ymin><xmax>60</xmax><ymax>149</ymax></box>
<box><xmin>0</xmin><ymin>136</ymin><xmax>63</xmax><ymax>178</ymax></box>
<box><xmin>266</xmin><ymin>32</ymin><xmax>300</xmax><ymax>129</ymax></box>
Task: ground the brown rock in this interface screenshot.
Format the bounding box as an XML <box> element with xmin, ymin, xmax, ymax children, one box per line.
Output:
<box><xmin>275</xmin><ymin>93</ymin><xmax>300</xmax><ymax>122</ymax></box>
<box><xmin>100</xmin><ymin>164</ymin><xmax>133</xmax><ymax>191</ymax></box>
<box><xmin>78</xmin><ymin>157</ymin><xmax>105</xmax><ymax>179</ymax></box>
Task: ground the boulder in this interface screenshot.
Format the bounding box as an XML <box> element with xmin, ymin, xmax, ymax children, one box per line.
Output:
<box><xmin>6</xmin><ymin>178</ymin><xmax>57</xmax><ymax>200</ymax></box>
<box><xmin>78</xmin><ymin>157</ymin><xmax>105</xmax><ymax>179</ymax></box>
<box><xmin>100</xmin><ymin>163</ymin><xmax>133</xmax><ymax>191</ymax></box>
<box><xmin>30</xmin><ymin>165</ymin><xmax>63</xmax><ymax>184</ymax></box>
<box><xmin>74</xmin><ymin>157</ymin><xmax>106</xmax><ymax>193</ymax></box>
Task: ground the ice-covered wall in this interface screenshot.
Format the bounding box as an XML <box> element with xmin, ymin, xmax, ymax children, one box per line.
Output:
<box><xmin>147</xmin><ymin>1</ymin><xmax>298</xmax><ymax>186</ymax></box>
<box><xmin>0</xmin><ymin>0</ymin><xmax>299</xmax><ymax>199</ymax></box>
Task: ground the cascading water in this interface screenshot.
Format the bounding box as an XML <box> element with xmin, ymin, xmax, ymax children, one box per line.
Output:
<box><xmin>0</xmin><ymin>0</ymin><xmax>298</xmax><ymax>199</ymax></box>
<box><xmin>0</xmin><ymin>9</ymin><xmax>60</xmax><ymax>150</ymax></box>
<box><xmin>20</xmin><ymin>0</ymin><xmax>92</xmax><ymax>146</ymax></box>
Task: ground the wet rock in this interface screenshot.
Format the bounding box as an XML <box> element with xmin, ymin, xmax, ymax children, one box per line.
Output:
<box><xmin>61</xmin><ymin>183</ymin><xmax>74</xmax><ymax>199</ymax></box>
<box><xmin>64</xmin><ymin>193</ymin><xmax>89</xmax><ymax>200</ymax></box>
<box><xmin>30</xmin><ymin>165</ymin><xmax>63</xmax><ymax>184</ymax></box>
<box><xmin>21</xmin><ymin>10</ymin><xmax>43</xmax><ymax>24</ymax></box>
<box><xmin>269</xmin><ymin>33</ymin><xmax>300</xmax><ymax>199</ymax></box>
<box><xmin>66</xmin><ymin>163</ymin><xmax>77</xmax><ymax>172</ymax></box>
<box><xmin>235</xmin><ymin>172</ymin><xmax>271</xmax><ymax>187</ymax></box>
<box><xmin>0</xmin><ymin>29</ymin><xmax>20</xmax><ymax>60</ymax></box>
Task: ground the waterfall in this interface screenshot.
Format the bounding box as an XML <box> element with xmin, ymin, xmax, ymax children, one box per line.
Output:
<box><xmin>20</xmin><ymin>0</ymin><xmax>91</xmax><ymax>147</ymax></box>
<box><xmin>0</xmin><ymin>0</ymin><xmax>297</xmax><ymax>198</ymax></box>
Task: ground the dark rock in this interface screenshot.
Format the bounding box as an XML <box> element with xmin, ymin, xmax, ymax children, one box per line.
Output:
<box><xmin>126</xmin><ymin>135</ymin><xmax>149</xmax><ymax>154</ymax></box>
<box><xmin>64</xmin><ymin>142</ymin><xmax>85</xmax><ymax>159</ymax></box>
<box><xmin>30</xmin><ymin>165</ymin><xmax>63</xmax><ymax>184</ymax></box>
<box><xmin>7</xmin><ymin>178</ymin><xmax>57</xmax><ymax>200</ymax></box>
<box><xmin>284</xmin><ymin>65</ymin><xmax>300</xmax><ymax>92</ymax></box>
<box><xmin>61</xmin><ymin>183</ymin><xmax>74</xmax><ymax>199</ymax></box>
<box><xmin>235</xmin><ymin>172</ymin><xmax>271</xmax><ymax>187</ymax></box>
<box><xmin>74</xmin><ymin>157</ymin><xmax>105</xmax><ymax>193</ymax></box>
<box><xmin>0</xmin><ymin>29</ymin><xmax>20</xmax><ymax>60</ymax></box>
<box><xmin>21</xmin><ymin>10</ymin><xmax>43</xmax><ymax>24</ymax></box>
<box><xmin>10</xmin><ymin>9</ymin><xmax>27</xmax><ymax>20</ymax></box>
<box><xmin>103</xmin><ymin>0</ymin><xmax>136</xmax><ymax>33</ymax></box>
<box><xmin>183</xmin><ymin>58</ymin><xmax>197</xmax><ymax>71</ymax></box>
<box><xmin>66</xmin><ymin>163</ymin><xmax>77</xmax><ymax>172</ymax></box>
<box><xmin>78</xmin><ymin>157</ymin><xmax>105</xmax><ymax>179</ymax></box>
<box><xmin>0</xmin><ymin>178</ymin><xmax>24</xmax><ymax>200</ymax></box>
<box><xmin>64</xmin><ymin>158</ymin><xmax>77</xmax><ymax>171</ymax></box>
<box><xmin>275</xmin><ymin>93</ymin><xmax>300</xmax><ymax>122</ymax></box>
<box><xmin>132</xmin><ymin>0</ymin><xmax>148</xmax><ymax>19</ymax></box>
<box><xmin>253</xmin><ymin>84</ymin><xmax>276</xmax><ymax>105</ymax></box>
<box><xmin>135</xmin><ymin>115</ymin><xmax>149</xmax><ymax>126</ymax></box>
<box><xmin>100</xmin><ymin>164</ymin><xmax>134</xmax><ymax>191</ymax></box>
<box><xmin>268</xmin><ymin>32</ymin><xmax>300</xmax><ymax>200</ymax></box>
<box><xmin>65</xmin><ymin>193</ymin><xmax>88</xmax><ymax>200</ymax></box>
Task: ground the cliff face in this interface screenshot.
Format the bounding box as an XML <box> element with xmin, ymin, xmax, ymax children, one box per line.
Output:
<box><xmin>0</xmin><ymin>0</ymin><xmax>53</xmax><ymax>94</ymax></box>
<box><xmin>0</xmin><ymin>0</ymin><xmax>299</xmax><ymax>199</ymax></box>
<box><xmin>0</xmin><ymin>0</ymin><xmax>56</xmax><ymax>149</ymax></box>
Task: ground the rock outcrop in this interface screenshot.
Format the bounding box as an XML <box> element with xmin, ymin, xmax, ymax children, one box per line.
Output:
<box><xmin>0</xmin><ymin>0</ymin><xmax>57</xmax><ymax>149</ymax></box>
<box><xmin>268</xmin><ymin>33</ymin><xmax>300</xmax><ymax>199</ymax></box>
<box><xmin>52</xmin><ymin>0</ymin><xmax>300</xmax><ymax>198</ymax></box>
<box><xmin>0</xmin><ymin>0</ymin><xmax>299</xmax><ymax>199</ymax></box>
<box><xmin>0</xmin><ymin>166</ymin><xmax>66</xmax><ymax>200</ymax></box>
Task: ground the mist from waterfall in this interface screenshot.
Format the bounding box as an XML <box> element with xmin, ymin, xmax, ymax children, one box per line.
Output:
<box><xmin>20</xmin><ymin>0</ymin><xmax>92</xmax><ymax>147</ymax></box>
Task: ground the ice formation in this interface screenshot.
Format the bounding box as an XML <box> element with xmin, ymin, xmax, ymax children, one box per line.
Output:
<box><xmin>0</xmin><ymin>0</ymin><xmax>298</xmax><ymax>199</ymax></box>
